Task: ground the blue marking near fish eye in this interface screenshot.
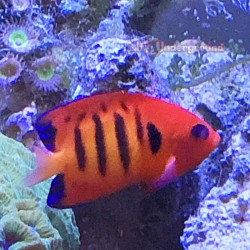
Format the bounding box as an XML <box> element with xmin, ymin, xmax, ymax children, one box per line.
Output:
<box><xmin>191</xmin><ymin>124</ymin><xmax>209</xmax><ymax>140</ymax></box>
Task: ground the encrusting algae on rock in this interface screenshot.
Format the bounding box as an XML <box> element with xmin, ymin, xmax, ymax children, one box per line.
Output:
<box><xmin>0</xmin><ymin>132</ymin><xmax>80</xmax><ymax>250</ymax></box>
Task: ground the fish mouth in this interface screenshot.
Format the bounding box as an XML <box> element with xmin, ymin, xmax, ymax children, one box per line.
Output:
<box><xmin>213</xmin><ymin>130</ymin><xmax>222</xmax><ymax>147</ymax></box>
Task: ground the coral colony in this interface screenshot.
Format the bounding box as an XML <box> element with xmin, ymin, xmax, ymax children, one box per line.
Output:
<box><xmin>0</xmin><ymin>53</ymin><xmax>24</xmax><ymax>86</ymax></box>
<box><xmin>0</xmin><ymin>133</ymin><xmax>80</xmax><ymax>249</ymax></box>
<box><xmin>0</xmin><ymin>20</ymin><xmax>41</xmax><ymax>53</ymax></box>
<box><xmin>30</xmin><ymin>55</ymin><xmax>61</xmax><ymax>92</ymax></box>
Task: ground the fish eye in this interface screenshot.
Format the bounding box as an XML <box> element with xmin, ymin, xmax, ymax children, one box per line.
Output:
<box><xmin>191</xmin><ymin>124</ymin><xmax>209</xmax><ymax>140</ymax></box>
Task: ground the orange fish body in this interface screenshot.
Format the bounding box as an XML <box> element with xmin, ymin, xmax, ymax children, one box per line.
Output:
<box><xmin>25</xmin><ymin>92</ymin><xmax>220</xmax><ymax>208</ymax></box>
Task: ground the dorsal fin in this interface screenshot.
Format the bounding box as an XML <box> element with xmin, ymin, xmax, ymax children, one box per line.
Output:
<box><xmin>35</xmin><ymin>92</ymin><xmax>146</xmax><ymax>152</ymax></box>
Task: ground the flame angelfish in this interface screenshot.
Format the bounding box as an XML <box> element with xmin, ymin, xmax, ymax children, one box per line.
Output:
<box><xmin>25</xmin><ymin>92</ymin><xmax>221</xmax><ymax>209</ymax></box>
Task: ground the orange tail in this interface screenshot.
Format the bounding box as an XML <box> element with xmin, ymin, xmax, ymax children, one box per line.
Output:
<box><xmin>24</xmin><ymin>146</ymin><xmax>63</xmax><ymax>186</ymax></box>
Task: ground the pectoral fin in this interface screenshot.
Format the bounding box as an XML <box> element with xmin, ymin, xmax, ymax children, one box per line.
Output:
<box><xmin>147</xmin><ymin>155</ymin><xmax>178</xmax><ymax>192</ymax></box>
<box><xmin>24</xmin><ymin>146</ymin><xmax>63</xmax><ymax>187</ymax></box>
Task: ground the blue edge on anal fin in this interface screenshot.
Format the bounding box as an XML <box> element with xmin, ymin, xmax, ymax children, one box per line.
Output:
<box><xmin>35</xmin><ymin>117</ymin><xmax>57</xmax><ymax>152</ymax></box>
<box><xmin>47</xmin><ymin>174</ymin><xmax>66</xmax><ymax>208</ymax></box>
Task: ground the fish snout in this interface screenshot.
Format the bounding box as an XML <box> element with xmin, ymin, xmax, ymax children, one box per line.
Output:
<box><xmin>212</xmin><ymin>130</ymin><xmax>222</xmax><ymax>147</ymax></box>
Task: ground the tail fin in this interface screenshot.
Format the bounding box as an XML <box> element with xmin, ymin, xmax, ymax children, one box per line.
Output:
<box><xmin>24</xmin><ymin>146</ymin><xmax>63</xmax><ymax>186</ymax></box>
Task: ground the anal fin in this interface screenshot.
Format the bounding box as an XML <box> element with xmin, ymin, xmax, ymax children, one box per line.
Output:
<box><xmin>47</xmin><ymin>174</ymin><xmax>66</xmax><ymax>208</ymax></box>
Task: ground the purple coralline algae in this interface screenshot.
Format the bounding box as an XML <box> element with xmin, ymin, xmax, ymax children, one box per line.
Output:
<box><xmin>81</xmin><ymin>36</ymin><xmax>168</xmax><ymax>99</ymax></box>
<box><xmin>203</xmin><ymin>0</ymin><xmax>250</xmax><ymax>19</ymax></box>
<box><xmin>232</xmin><ymin>0</ymin><xmax>250</xmax><ymax>11</ymax></box>
<box><xmin>202</xmin><ymin>0</ymin><xmax>233</xmax><ymax>20</ymax></box>
<box><xmin>181</xmin><ymin>162</ymin><xmax>250</xmax><ymax>249</ymax></box>
<box><xmin>178</xmin><ymin>60</ymin><xmax>250</xmax><ymax>249</ymax></box>
<box><xmin>4</xmin><ymin>102</ymin><xmax>37</xmax><ymax>141</ymax></box>
<box><xmin>59</xmin><ymin>0</ymin><xmax>89</xmax><ymax>15</ymax></box>
<box><xmin>152</xmin><ymin>31</ymin><xmax>250</xmax><ymax>248</ymax></box>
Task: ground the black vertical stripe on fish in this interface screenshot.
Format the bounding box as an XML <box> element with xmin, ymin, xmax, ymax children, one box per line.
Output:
<box><xmin>135</xmin><ymin>108</ymin><xmax>143</xmax><ymax>143</ymax></box>
<box><xmin>35</xmin><ymin>119</ymin><xmax>57</xmax><ymax>152</ymax></box>
<box><xmin>120</xmin><ymin>101</ymin><xmax>129</xmax><ymax>112</ymax></box>
<box><xmin>100</xmin><ymin>102</ymin><xmax>108</xmax><ymax>112</ymax></box>
<box><xmin>114</xmin><ymin>113</ymin><xmax>130</xmax><ymax>173</ymax></box>
<box><xmin>74</xmin><ymin>126</ymin><xmax>86</xmax><ymax>170</ymax></box>
<box><xmin>147</xmin><ymin>122</ymin><xmax>162</xmax><ymax>154</ymax></box>
<box><xmin>93</xmin><ymin>114</ymin><xmax>107</xmax><ymax>176</ymax></box>
<box><xmin>64</xmin><ymin>115</ymin><xmax>71</xmax><ymax>123</ymax></box>
<box><xmin>78</xmin><ymin>112</ymin><xmax>86</xmax><ymax>122</ymax></box>
<box><xmin>47</xmin><ymin>173</ymin><xmax>66</xmax><ymax>208</ymax></box>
